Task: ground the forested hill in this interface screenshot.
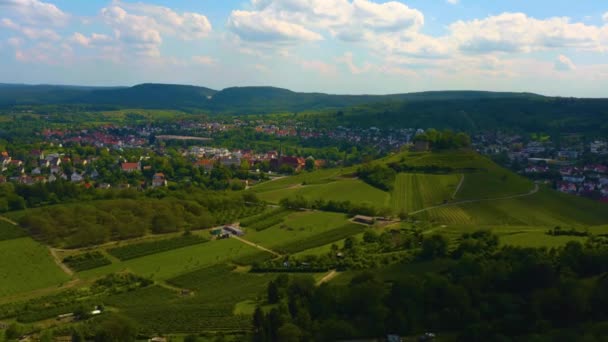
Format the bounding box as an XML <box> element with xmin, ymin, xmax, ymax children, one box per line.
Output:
<box><xmin>0</xmin><ymin>83</ymin><xmax>540</xmax><ymax>112</ymax></box>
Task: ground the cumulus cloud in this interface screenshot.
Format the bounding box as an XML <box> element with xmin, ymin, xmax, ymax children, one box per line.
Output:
<box><xmin>227</xmin><ymin>0</ymin><xmax>423</xmax><ymax>44</ymax></box>
<box><xmin>0</xmin><ymin>0</ymin><xmax>69</xmax><ymax>26</ymax></box>
<box><xmin>555</xmin><ymin>54</ymin><xmax>576</xmax><ymax>71</ymax></box>
<box><xmin>112</xmin><ymin>1</ymin><xmax>212</xmax><ymax>40</ymax></box>
<box><xmin>227</xmin><ymin>10</ymin><xmax>323</xmax><ymax>42</ymax></box>
<box><xmin>300</xmin><ymin>60</ymin><xmax>337</xmax><ymax>75</ymax></box>
<box><xmin>1</xmin><ymin>18</ymin><xmax>60</xmax><ymax>41</ymax></box>
<box><xmin>450</xmin><ymin>13</ymin><xmax>605</xmax><ymax>54</ymax></box>
<box><xmin>70</xmin><ymin>32</ymin><xmax>112</xmax><ymax>47</ymax></box>
<box><xmin>447</xmin><ymin>0</ymin><xmax>459</xmax><ymax>4</ymax></box>
<box><xmin>99</xmin><ymin>1</ymin><xmax>213</xmax><ymax>57</ymax></box>
<box><xmin>603</xmin><ymin>12</ymin><xmax>608</xmax><ymax>22</ymax></box>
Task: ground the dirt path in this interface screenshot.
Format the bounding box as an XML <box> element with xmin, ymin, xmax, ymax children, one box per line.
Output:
<box><xmin>230</xmin><ymin>235</ymin><xmax>282</xmax><ymax>257</ymax></box>
<box><xmin>49</xmin><ymin>247</ymin><xmax>74</xmax><ymax>276</ymax></box>
<box><xmin>316</xmin><ymin>270</ymin><xmax>338</xmax><ymax>286</ymax></box>
<box><xmin>452</xmin><ymin>174</ymin><xmax>465</xmax><ymax>199</ymax></box>
<box><xmin>0</xmin><ymin>216</ymin><xmax>18</xmax><ymax>226</ymax></box>
<box><xmin>410</xmin><ymin>183</ymin><xmax>540</xmax><ymax>216</ymax></box>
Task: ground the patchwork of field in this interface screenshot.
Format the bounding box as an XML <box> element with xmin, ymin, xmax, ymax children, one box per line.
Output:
<box><xmin>0</xmin><ymin>237</ymin><xmax>70</xmax><ymax>297</ymax></box>
<box><xmin>245</xmin><ymin>211</ymin><xmax>364</xmax><ymax>254</ymax></box>
<box><xmin>415</xmin><ymin>188</ymin><xmax>608</xmax><ymax>227</ymax></box>
<box><xmin>78</xmin><ymin>238</ymin><xmax>269</xmax><ymax>280</ymax></box>
<box><xmin>391</xmin><ymin>173</ymin><xmax>461</xmax><ymax>213</ymax></box>
<box><xmin>105</xmin><ymin>264</ymin><xmax>275</xmax><ymax>333</ymax></box>
<box><xmin>251</xmin><ymin>168</ymin><xmax>354</xmax><ymax>193</ymax></box>
<box><xmin>257</xmin><ymin>178</ymin><xmax>390</xmax><ymax>207</ymax></box>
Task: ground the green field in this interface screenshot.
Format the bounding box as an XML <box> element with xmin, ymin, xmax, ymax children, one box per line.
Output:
<box><xmin>106</xmin><ymin>264</ymin><xmax>275</xmax><ymax>333</ymax></box>
<box><xmin>79</xmin><ymin>238</ymin><xmax>269</xmax><ymax>281</ymax></box>
<box><xmin>251</xmin><ymin>168</ymin><xmax>354</xmax><ymax>193</ymax></box>
<box><xmin>0</xmin><ymin>238</ymin><xmax>70</xmax><ymax>297</ymax></box>
<box><xmin>0</xmin><ymin>219</ymin><xmax>26</xmax><ymax>241</ymax></box>
<box><xmin>245</xmin><ymin>211</ymin><xmax>364</xmax><ymax>254</ymax></box>
<box><xmin>416</xmin><ymin>188</ymin><xmax>608</xmax><ymax>227</ymax></box>
<box><xmin>257</xmin><ymin>178</ymin><xmax>390</xmax><ymax>207</ymax></box>
<box><xmin>391</xmin><ymin>173</ymin><xmax>461</xmax><ymax>213</ymax></box>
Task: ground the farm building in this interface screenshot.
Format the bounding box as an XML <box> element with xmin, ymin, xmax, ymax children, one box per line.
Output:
<box><xmin>413</xmin><ymin>140</ymin><xmax>430</xmax><ymax>152</ymax></box>
<box><xmin>353</xmin><ymin>215</ymin><xmax>375</xmax><ymax>225</ymax></box>
<box><xmin>222</xmin><ymin>225</ymin><xmax>245</xmax><ymax>236</ymax></box>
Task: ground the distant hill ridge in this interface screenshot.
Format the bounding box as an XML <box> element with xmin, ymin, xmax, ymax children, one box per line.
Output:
<box><xmin>0</xmin><ymin>82</ymin><xmax>543</xmax><ymax>112</ymax></box>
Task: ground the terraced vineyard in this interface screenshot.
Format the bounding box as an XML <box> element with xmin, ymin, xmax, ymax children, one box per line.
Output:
<box><xmin>245</xmin><ymin>211</ymin><xmax>363</xmax><ymax>254</ymax></box>
<box><xmin>416</xmin><ymin>188</ymin><xmax>608</xmax><ymax>227</ymax></box>
<box><xmin>390</xmin><ymin>173</ymin><xmax>462</xmax><ymax>213</ymax></box>
<box><xmin>106</xmin><ymin>264</ymin><xmax>275</xmax><ymax>333</ymax></box>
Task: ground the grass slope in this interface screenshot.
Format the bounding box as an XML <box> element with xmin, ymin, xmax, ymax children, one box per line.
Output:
<box><xmin>257</xmin><ymin>178</ymin><xmax>390</xmax><ymax>208</ymax></box>
<box><xmin>0</xmin><ymin>238</ymin><xmax>70</xmax><ymax>298</ymax></box>
<box><xmin>245</xmin><ymin>211</ymin><xmax>363</xmax><ymax>254</ymax></box>
<box><xmin>0</xmin><ymin>220</ymin><xmax>26</xmax><ymax>241</ymax></box>
<box><xmin>79</xmin><ymin>238</ymin><xmax>268</xmax><ymax>281</ymax></box>
<box><xmin>417</xmin><ymin>188</ymin><xmax>608</xmax><ymax>227</ymax></box>
<box><xmin>390</xmin><ymin>173</ymin><xmax>461</xmax><ymax>213</ymax></box>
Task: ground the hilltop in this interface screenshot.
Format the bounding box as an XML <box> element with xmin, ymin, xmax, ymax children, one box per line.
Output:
<box><xmin>0</xmin><ymin>82</ymin><xmax>540</xmax><ymax>112</ymax></box>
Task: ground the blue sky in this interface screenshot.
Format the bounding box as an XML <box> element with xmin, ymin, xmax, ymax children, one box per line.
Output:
<box><xmin>1</xmin><ymin>0</ymin><xmax>607</xmax><ymax>97</ymax></box>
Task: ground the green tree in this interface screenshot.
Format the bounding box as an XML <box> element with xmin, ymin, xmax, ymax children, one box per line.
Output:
<box><xmin>277</xmin><ymin>323</ymin><xmax>302</xmax><ymax>342</ymax></box>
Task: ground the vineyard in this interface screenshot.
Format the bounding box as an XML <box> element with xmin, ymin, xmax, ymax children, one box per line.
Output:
<box><xmin>63</xmin><ymin>251</ymin><xmax>111</xmax><ymax>272</ymax></box>
<box><xmin>212</xmin><ymin>205</ymin><xmax>267</xmax><ymax>226</ymax></box>
<box><xmin>245</xmin><ymin>212</ymin><xmax>357</xmax><ymax>252</ymax></box>
<box><xmin>416</xmin><ymin>188</ymin><xmax>608</xmax><ymax>227</ymax></box>
<box><xmin>107</xmin><ymin>235</ymin><xmax>209</xmax><ymax>261</ymax></box>
<box><xmin>107</xmin><ymin>264</ymin><xmax>275</xmax><ymax>333</ymax></box>
<box><xmin>257</xmin><ymin>178</ymin><xmax>390</xmax><ymax>208</ymax></box>
<box><xmin>275</xmin><ymin>223</ymin><xmax>364</xmax><ymax>254</ymax></box>
<box><xmin>240</xmin><ymin>208</ymin><xmax>292</xmax><ymax>231</ymax></box>
<box><xmin>390</xmin><ymin>173</ymin><xmax>461</xmax><ymax>213</ymax></box>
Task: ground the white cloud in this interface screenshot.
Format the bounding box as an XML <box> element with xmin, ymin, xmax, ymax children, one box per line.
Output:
<box><xmin>447</xmin><ymin>0</ymin><xmax>459</xmax><ymax>4</ymax></box>
<box><xmin>228</xmin><ymin>0</ymin><xmax>422</xmax><ymax>44</ymax></box>
<box><xmin>0</xmin><ymin>0</ymin><xmax>69</xmax><ymax>26</ymax></box>
<box><xmin>1</xmin><ymin>18</ymin><xmax>60</xmax><ymax>41</ymax></box>
<box><xmin>70</xmin><ymin>32</ymin><xmax>112</xmax><ymax>47</ymax></box>
<box><xmin>99</xmin><ymin>1</ymin><xmax>213</xmax><ymax>58</ymax></box>
<box><xmin>450</xmin><ymin>13</ymin><xmax>605</xmax><ymax>54</ymax></box>
<box><xmin>112</xmin><ymin>1</ymin><xmax>212</xmax><ymax>40</ymax></box>
<box><xmin>192</xmin><ymin>55</ymin><xmax>217</xmax><ymax>66</ymax></box>
<box><xmin>555</xmin><ymin>54</ymin><xmax>576</xmax><ymax>71</ymax></box>
<box><xmin>227</xmin><ymin>10</ymin><xmax>323</xmax><ymax>42</ymax></box>
<box><xmin>603</xmin><ymin>12</ymin><xmax>608</xmax><ymax>22</ymax></box>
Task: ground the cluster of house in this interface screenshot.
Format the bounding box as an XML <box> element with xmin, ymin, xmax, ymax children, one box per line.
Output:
<box><xmin>189</xmin><ymin>146</ymin><xmax>325</xmax><ymax>172</ymax></box>
<box><xmin>42</xmin><ymin>126</ymin><xmax>148</xmax><ymax>149</ymax></box>
<box><xmin>0</xmin><ymin>150</ymin><xmax>167</xmax><ymax>188</ymax></box>
<box><xmin>475</xmin><ymin>134</ymin><xmax>608</xmax><ymax>202</ymax></box>
<box><xmin>555</xmin><ymin>165</ymin><xmax>608</xmax><ymax>200</ymax></box>
<box><xmin>254</xmin><ymin>124</ymin><xmax>418</xmax><ymax>151</ymax></box>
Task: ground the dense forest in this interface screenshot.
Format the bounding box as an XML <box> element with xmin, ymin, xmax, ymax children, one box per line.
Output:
<box><xmin>253</xmin><ymin>232</ymin><xmax>608</xmax><ymax>341</ymax></box>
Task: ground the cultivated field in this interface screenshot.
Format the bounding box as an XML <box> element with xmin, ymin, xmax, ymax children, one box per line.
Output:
<box><xmin>415</xmin><ymin>188</ymin><xmax>608</xmax><ymax>227</ymax></box>
<box><xmin>245</xmin><ymin>211</ymin><xmax>364</xmax><ymax>254</ymax></box>
<box><xmin>0</xmin><ymin>237</ymin><xmax>71</xmax><ymax>297</ymax></box>
<box><xmin>390</xmin><ymin>173</ymin><xmax>461</xmax><ymax>213</ymax></box>
<box><xmin>257</xmin><ymin>178</ymin><xmax>390</xmax><ymax>207</ymax></box>
<box><xmin>79</xmin><ymin>238</ymin><xmax>269</xmax><ymax>280</ymax></box>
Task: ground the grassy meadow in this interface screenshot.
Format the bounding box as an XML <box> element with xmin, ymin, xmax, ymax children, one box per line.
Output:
<box><xmin>0</xmin><ymin>237</ymin><xmax>70</xmax><ymax>297</ymax></box>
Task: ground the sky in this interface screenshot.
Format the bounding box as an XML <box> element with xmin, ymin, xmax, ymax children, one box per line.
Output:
<box><xmin>0</xmin><ymin>0</ymin><xmax>608</xmax><ymax>97</ymax></box>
